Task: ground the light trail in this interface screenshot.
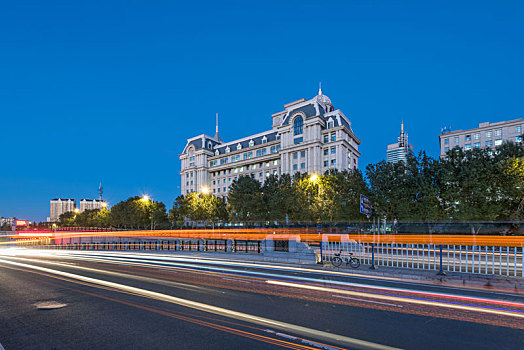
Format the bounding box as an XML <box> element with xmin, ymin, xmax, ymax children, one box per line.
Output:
<box><xmin>0</xmin><ymin>258</ymin><xmax>399</xmax><ymax>350</ymax></box>
<box><xmin>266</xmin><ymin>280</ymin><xmax>524</xmax><ymax>319</ymax></box>
<box><xmin>5</xmin><ymin>250</ymin><xmax>524</xmax><ymax>309</ymax></box>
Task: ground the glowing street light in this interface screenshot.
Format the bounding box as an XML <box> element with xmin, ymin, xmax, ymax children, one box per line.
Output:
<box><xmin>141</xmin><ymin>195</ymin><xmax>150</xmax><ymax>202</ymax></box>
<box><xmin>201</xmin><ymin>186</ymin><xmax>210</xmax><ymax>195</ymax></box>
<box><xmin>74</xmin><ymin>208</ymin><xmax>80</xmax><ymax>214</ymax></box>
<box><xmin>101</xmin><ymin>202</ymin><xmax>108</xmax><ymax>208</ymax></box>
<box><xmin>309</xmin><ymin>173</ymin><xmax>319</xmax><ymax>182</ymax></box>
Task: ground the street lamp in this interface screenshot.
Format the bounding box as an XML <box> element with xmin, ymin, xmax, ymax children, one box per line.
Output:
<box><xmin>309</xmin><ymin>173</ymin><xmax>319</xmax><ymax>182</ymax></box>
<box><xmin>201</xmin><ymin>186</ymin><xmax>210</xmax><ymax>195</ymax></box>
<box><xmin>140</xmin><ymin>195</ymin><xmax>153</xmax><ymax>230</ymax></box>
<box><xmin>74</xmin><ymin>208</ymin><xmax>80</xmax><ymax>214</ymax></box>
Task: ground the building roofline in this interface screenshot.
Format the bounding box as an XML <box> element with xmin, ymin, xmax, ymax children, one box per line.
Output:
<box><xmin>441</xmin><ymin>118</ymin><xmax>524</xmax><ymax>136</ymax></box>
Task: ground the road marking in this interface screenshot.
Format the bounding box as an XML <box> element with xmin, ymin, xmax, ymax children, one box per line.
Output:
<box><xmin>222</xmin><ymin>277</ymin><xmax>251</xmax><ymax>283</ymax></box>
<box><xmin>0</xmin><ymin>258</ymin><xmax>399</xmax><ymax>350</ymax></box>
<box><xmin>34</xmin><ymin>301</ymin><xmax>67</xmax><ymax>310</ymax></box>
<box><xmin>331</xmin><ymin>295</ymin><xmax>403</xmax><ymax>308</ymax></box>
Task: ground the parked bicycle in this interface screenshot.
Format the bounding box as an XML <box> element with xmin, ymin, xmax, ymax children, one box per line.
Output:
<box><xmin>331</xmin><ymin>249</ymin><xmax>360</xmax><ymax>268</ymax></box>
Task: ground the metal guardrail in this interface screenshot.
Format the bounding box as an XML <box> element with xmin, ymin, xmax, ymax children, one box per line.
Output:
<box><xmin>321</xmin><ymin>241</ymin><xmax>524</xmax><ymax>278</ymax></box>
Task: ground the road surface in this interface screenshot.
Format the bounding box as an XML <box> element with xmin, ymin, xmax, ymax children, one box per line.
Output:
<box><xmin>0</xmin><ymin>248</ymin><xmax>523</xmax><ymax>349</ymax></box>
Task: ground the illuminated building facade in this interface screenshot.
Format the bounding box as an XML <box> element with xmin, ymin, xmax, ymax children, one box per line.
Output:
<box><xmin>79</xmin><ymin>199</ymin><xmax>107</xmax><ymax>212</ymax></box>
<box><xmin>49</xmin><ymin>198</ymin><xmax>76</xmax><ymax>222</ymax></box>
<box><xmin>179</xmin><ymin>88</ymin><xmax>361</xmax><ymax>197</ymax></box>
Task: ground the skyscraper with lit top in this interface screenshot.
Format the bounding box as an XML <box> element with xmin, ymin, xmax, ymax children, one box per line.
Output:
<box><xmin>386</xmin><ymin>121</ymin><xmax>413</xmax><ymax>163</ymax></box>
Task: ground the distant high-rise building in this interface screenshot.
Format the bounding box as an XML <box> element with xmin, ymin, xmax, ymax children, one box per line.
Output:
<box><xmin>49</xmin><ymin>198</ymin><xmax>76</xmax><ymax>222</ymax></box>
<box><xmin>386</xmin><ymin>121</ymin><xmax>414</xmax><ymax>163</ymax></box>
<box><xmin>439</xmin><ymin>119</ymin><xmax>523</xmax><ymax>157</ymax></box>
<box><xmin>79</xmin><ymin>199</ymin><xmax>107</xmax><ymax>212</ymax></box>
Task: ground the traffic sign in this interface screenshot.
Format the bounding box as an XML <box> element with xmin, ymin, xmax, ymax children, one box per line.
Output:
<box><xmin>360</xmin><ymin>195</ymin><xmax>372</xmax><ymax>216</ymax></box>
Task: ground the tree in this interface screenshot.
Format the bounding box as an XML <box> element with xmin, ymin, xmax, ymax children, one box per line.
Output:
<box><xmin>227</xmin><ymin>175</ymin><xmax>264</xmax><ymax>221</ymax></box>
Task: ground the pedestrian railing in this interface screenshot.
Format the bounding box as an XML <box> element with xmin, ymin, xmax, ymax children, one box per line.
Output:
<box><xmin>321</xmin><ymin>241</ymin><xmax>524</xmax><ymax>278</ymax></box>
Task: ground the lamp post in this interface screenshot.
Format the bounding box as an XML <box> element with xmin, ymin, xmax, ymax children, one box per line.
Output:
<box><xmin>141</xmin><ymin>195</ymin><xmax>153</xmax><ymax>230</ymax></box>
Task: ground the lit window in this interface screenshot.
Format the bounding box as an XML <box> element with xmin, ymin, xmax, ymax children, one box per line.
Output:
<box><xmin>293</xmin><ymin>116</ymin><xmax>303</xmax><ymax>135</ymax></box>
<box><xmin>273</xmin><ymin>170</ymin><xmax>277</xmax><ymax>176</ymax></box>
<box><xmin>464</xmin><ymin>144</ymin><xmax>471</xmax><ymax>150</ymax></box>
<box><xmin>474</xmin><ymin>142</ymin><xmax>481</xmax><ymax>148</ymax></box>
<box><xmin>237</xmin><ymin>143</ymin><xmax>242</xmax><ymax>150</ymax></box>
<box><xmin>266</xmin><ymin>172</ymin><xmax>270</xmax><ymax>177</ymax></box>
<box><xmin>516</xmin><ymin>136</ymin><xmax>522</xmax><ymax>142</ymax></box>
<box><xmin>225</xmin><ymin>147</ymin><xmax>230</xmax><ymax>153</ymax></box>
<box><xmin>485</xmin><ymin>131</ymin><xmax>492</xmax><ymax>138</ymax></box>
<box><xmin>273</xmin><ymin>160</ymin><xmax>278</xmax><ymax>165</ymax></box>
<box><xmin>266</xmin><ymin>162</ymin><xmax>269</xmax><ymax>167</ymax></box>
<box><xmin>253</xmin><ymin>164</ymin><xmax>257</xmax><ymax>169</ymax></box>
<box><xmin>495</xmin><ymin>139</ymin><xmax>503</xmax><ymax>146</ymax></box>
<box><xmin>215</xmin><ymin>150</ymin><xmax>219</xmax><ymax>156</ymax></box>
<box><xmin>249</xmin><ymin>140</ymin><xmax>254</xmax><ymax>147</ymax></box>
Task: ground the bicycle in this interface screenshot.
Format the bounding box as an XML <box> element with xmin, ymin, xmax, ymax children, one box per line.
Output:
<box><xmin>331</xmin><ymin>249</ymin><xmax>360</xmax><ymax>268</ymax></box>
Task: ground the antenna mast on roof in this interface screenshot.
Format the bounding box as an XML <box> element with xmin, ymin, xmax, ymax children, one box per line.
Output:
<box><xmin>318</xmin><ymin>82</ymin><xmax>322</xmax><ymax>95</ymax></box>
<box><xmin>99</xmin><ymin>182</ymin><xmax>103</xmax><ymax>200</ymax></box>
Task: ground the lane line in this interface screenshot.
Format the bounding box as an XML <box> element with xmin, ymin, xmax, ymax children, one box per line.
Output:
<box><xmin>331</xmin><ymin>295</ymin><xmax>403</xmax><ymax>308</ymax></box>
<box><xmin>0</xmin><ymin>258</ymin><xmax>399</xmax><ymax>350</ymax></box>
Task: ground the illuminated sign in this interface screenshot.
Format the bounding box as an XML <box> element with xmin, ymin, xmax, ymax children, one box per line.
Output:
<box><xmin>16</xmin><ymin>220</ymin><xmax>27</xmax><ymax>226</ymax></box>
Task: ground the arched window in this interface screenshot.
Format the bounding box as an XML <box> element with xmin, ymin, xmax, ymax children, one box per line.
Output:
<box><xmin>293</xmin><ymin>116</ymin><xmax>303</xmax><ymax>136</ymax></box>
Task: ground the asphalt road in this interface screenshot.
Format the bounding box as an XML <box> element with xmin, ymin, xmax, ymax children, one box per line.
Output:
<box><xmin>0</xmin><ymin>249</ymin><xmax>523</xmax><ymax>350</ymax></box>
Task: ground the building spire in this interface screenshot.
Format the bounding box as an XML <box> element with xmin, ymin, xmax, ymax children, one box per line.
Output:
<box><xmin>214</xmin><ymin>112</ymin><xmax>222</xmax><ymax>142</ymax></box>
<box><xmin>98</xmin><ymin>181</ymin><xmax>103</xmax><ymax>200</ymax></box>
<box><xmin>318</xmin><ymin>82</ymin><xmax>322</xmax><ymax>95</ymax></box>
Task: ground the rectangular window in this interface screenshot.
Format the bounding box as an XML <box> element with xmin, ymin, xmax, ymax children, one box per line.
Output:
<box><xmin>454</xmin><ymin>136</ymin><xmax>459</xmax><ymax>143</ymax></box>
<box><xmin>331</xmin><ymin>133</ymin><xmax>336</xmax><ymax>142</ymax></box>
<box><xmin>485</xmin><ymin>140</ymin><xmax>493</xmax><ymax>147</ymax></box>
<box><xmin>294</xmin><ymin>137</ymin><xmax>303</xmax><ymax>144</ymax></box>
<box><xmin>331</xmin><ymin>147</ymin><xmax>336</xmax><ymax>154</ymax></box>
<box><xmin>444</xmin><ymin>139</ymin><xmax>449</xmax><ymax>145</ymax></box>
<box><xmin>189</xmin><ymin>156</ymin><xmax>195</xmax><ymax>161</ymax></box>
<box><xmin>495</xmin><ymin>129</ymin><xmax>502</xmax><ymax>136</ymax></box>
<box><xmin>273</xmin><ymin>170</ymin><xmax>277</xmax><ymax>175</ymax></box>
<box><xmin>464</xmin><ymin>144</ymin><xmax>471</xmax><ymax>150</ymax></box>
<box><xmin>444</xmin><ymin>147</ymin><xmax>449</xmax><ymax>152</ymax></box>
<box><xmin>217</xmin><ymin>179</ymin><xmax>220</xmax><ymax>184</ymax></box>
<box><xmin>323</xmin><ymin>135</ymin><xmax>329</xmax><ymax>143</ymax></box>
<box><xmin>292</xmin><ymin>152</ymin><xmax>298</xmax><ymax>159</ymax></box>
<box><xmin>189</xmin><ymin>162</ymin><xmax>195</xmax><ymax>166</ymax></box>
<box><xmin>218</xmin><ymin>188</ymin><xmax>220</xmax><ymax>193</ymax></box>
<box><xmin>465</xmin><ymin>135</ymin><xmax>471</xmax><ymax>141</ymax></box>
<box><xmin>247</xmin><ymin>165</ymin><xmax>250</xmax><ymax>170</ymax></box>
<box><xmin>253</xmin><ymin>164</ymin><xmax>257</xmax><ymax>169</ymax></box>
<box><xmin>495</xmin><ymin>139</ymin><xmax>503</xmax><ymax>146</ymax></box>
<box><xmin>223</xmin><ymin>187</ymin><xmax>226</xmax><ymax>192</ymax></box>
<box><xmin>270</xmin><ymin>146</ymin><xmax>276</xmax><ymax>153</ymax></box>
<box><xmin>485</xmin><ymin>131</ymin><xmax>492</xmax><ymax>138</ymax></box>
<box><xmin>324</xmin><ymin>160</ymin><xmax>328</xmax><ymax>167</ymax></box>
<box><xmin>516</xmin><ymin>126</ymin><xmax>522</xmax><ymax>133</ymax></box>
<box><xmin>239</xmin><ymin>167</ymin><xmax>244</xmax><ymax>172</ymax></box>
<box><xmin>273</xmin><ymin>160</ymin><xmax>278</xmax><ymax>165</ymax></box>
<box><xmin>256</xmin><ymin>149</ymin><xmax>261</xmax><ymax>157</ymax></box>
<box><xmin>474</xmin><ymin>142</ymin><xmax>481</xmax><ymax>148</ymax></box>
<box><xmin>259</xmin><ymin>172</ymin><xmax>263</xmax><ymax>178</ymax></box>
<box><xmin>300</xmin><ymin>163</ymin><xmax>306</xmax><ymax>169</ymax></box>
<box><xmin>331</xmin><ymin>159</ymin><xmax>336</xmax><ymax>165</ymax></box>
<box><xmin>300</xmin><ymin>151</ymin><xmax>306</xmax><ymax>158</ymax></box>
<box><xmin>323</xmin><ymin>149</ymin><xmax>328</xmax><ymax>156</ymax></box>
<box><xmin>266</xmin><ymin>172</ymin><xmax>270</xmax><ymax>177</ymax></box>
<box><xmin>293</xmin><ymin>164</ymin><xmax>298</xmax><ymax>171</ymax></box>
<box><xmin>186</xmin><ymin>181</ymin><xmax>189</xmax><ymax>186</ymax></box>
<box><xmin>473</xmin><ymin>133</ymin><xmax>480</xmax><ymax>140</ymax></box>
<box><xmin>186</xmin><ymin>173</ymin><xmax>189</xmax><ymax>178</ymax></box>
<box><xmin>516</xmin><ymin>136</ymin><xmax>522</xmax><ymax>142</ymax></box>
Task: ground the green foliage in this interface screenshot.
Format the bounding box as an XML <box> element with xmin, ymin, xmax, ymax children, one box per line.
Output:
<box><xmin>228</xmin><ymin>175</ymin><xmax>265</xmax><ymax>220</ymax></box>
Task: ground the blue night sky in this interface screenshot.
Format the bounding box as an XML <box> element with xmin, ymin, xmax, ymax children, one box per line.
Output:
<box><xmin>1</xmin><ymin>1</ymin><xmax>523</xmax><ymax>221</ymax></box>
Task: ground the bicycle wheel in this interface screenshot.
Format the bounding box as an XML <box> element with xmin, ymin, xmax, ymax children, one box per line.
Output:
<box><xmin>349</xmin><ymin>258</ymin><xmax>360</xmax><ymax>268</ymax></box>
<box><xmin>332</xmin><ymin>257</ymin><xmax>343</xmax><ymax>267</ymax></box>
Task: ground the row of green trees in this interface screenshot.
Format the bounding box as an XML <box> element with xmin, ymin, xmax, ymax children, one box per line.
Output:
<box><xmin>60</xmin><ymin>141</ymin><xmax>524</xmax><ymax>228</ymax></box>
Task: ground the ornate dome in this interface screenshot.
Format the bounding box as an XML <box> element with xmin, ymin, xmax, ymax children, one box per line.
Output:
<box><xmin>314</xmin><ymin>84</ymin><xmax>333</xmax><ymax>107</ymax></box>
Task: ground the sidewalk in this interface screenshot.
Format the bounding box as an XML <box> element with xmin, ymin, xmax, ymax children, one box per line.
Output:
<box><xmin>128</xmin><ymin>250</ymin><xmax>524</xmax><ymax>295</ymax></box>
